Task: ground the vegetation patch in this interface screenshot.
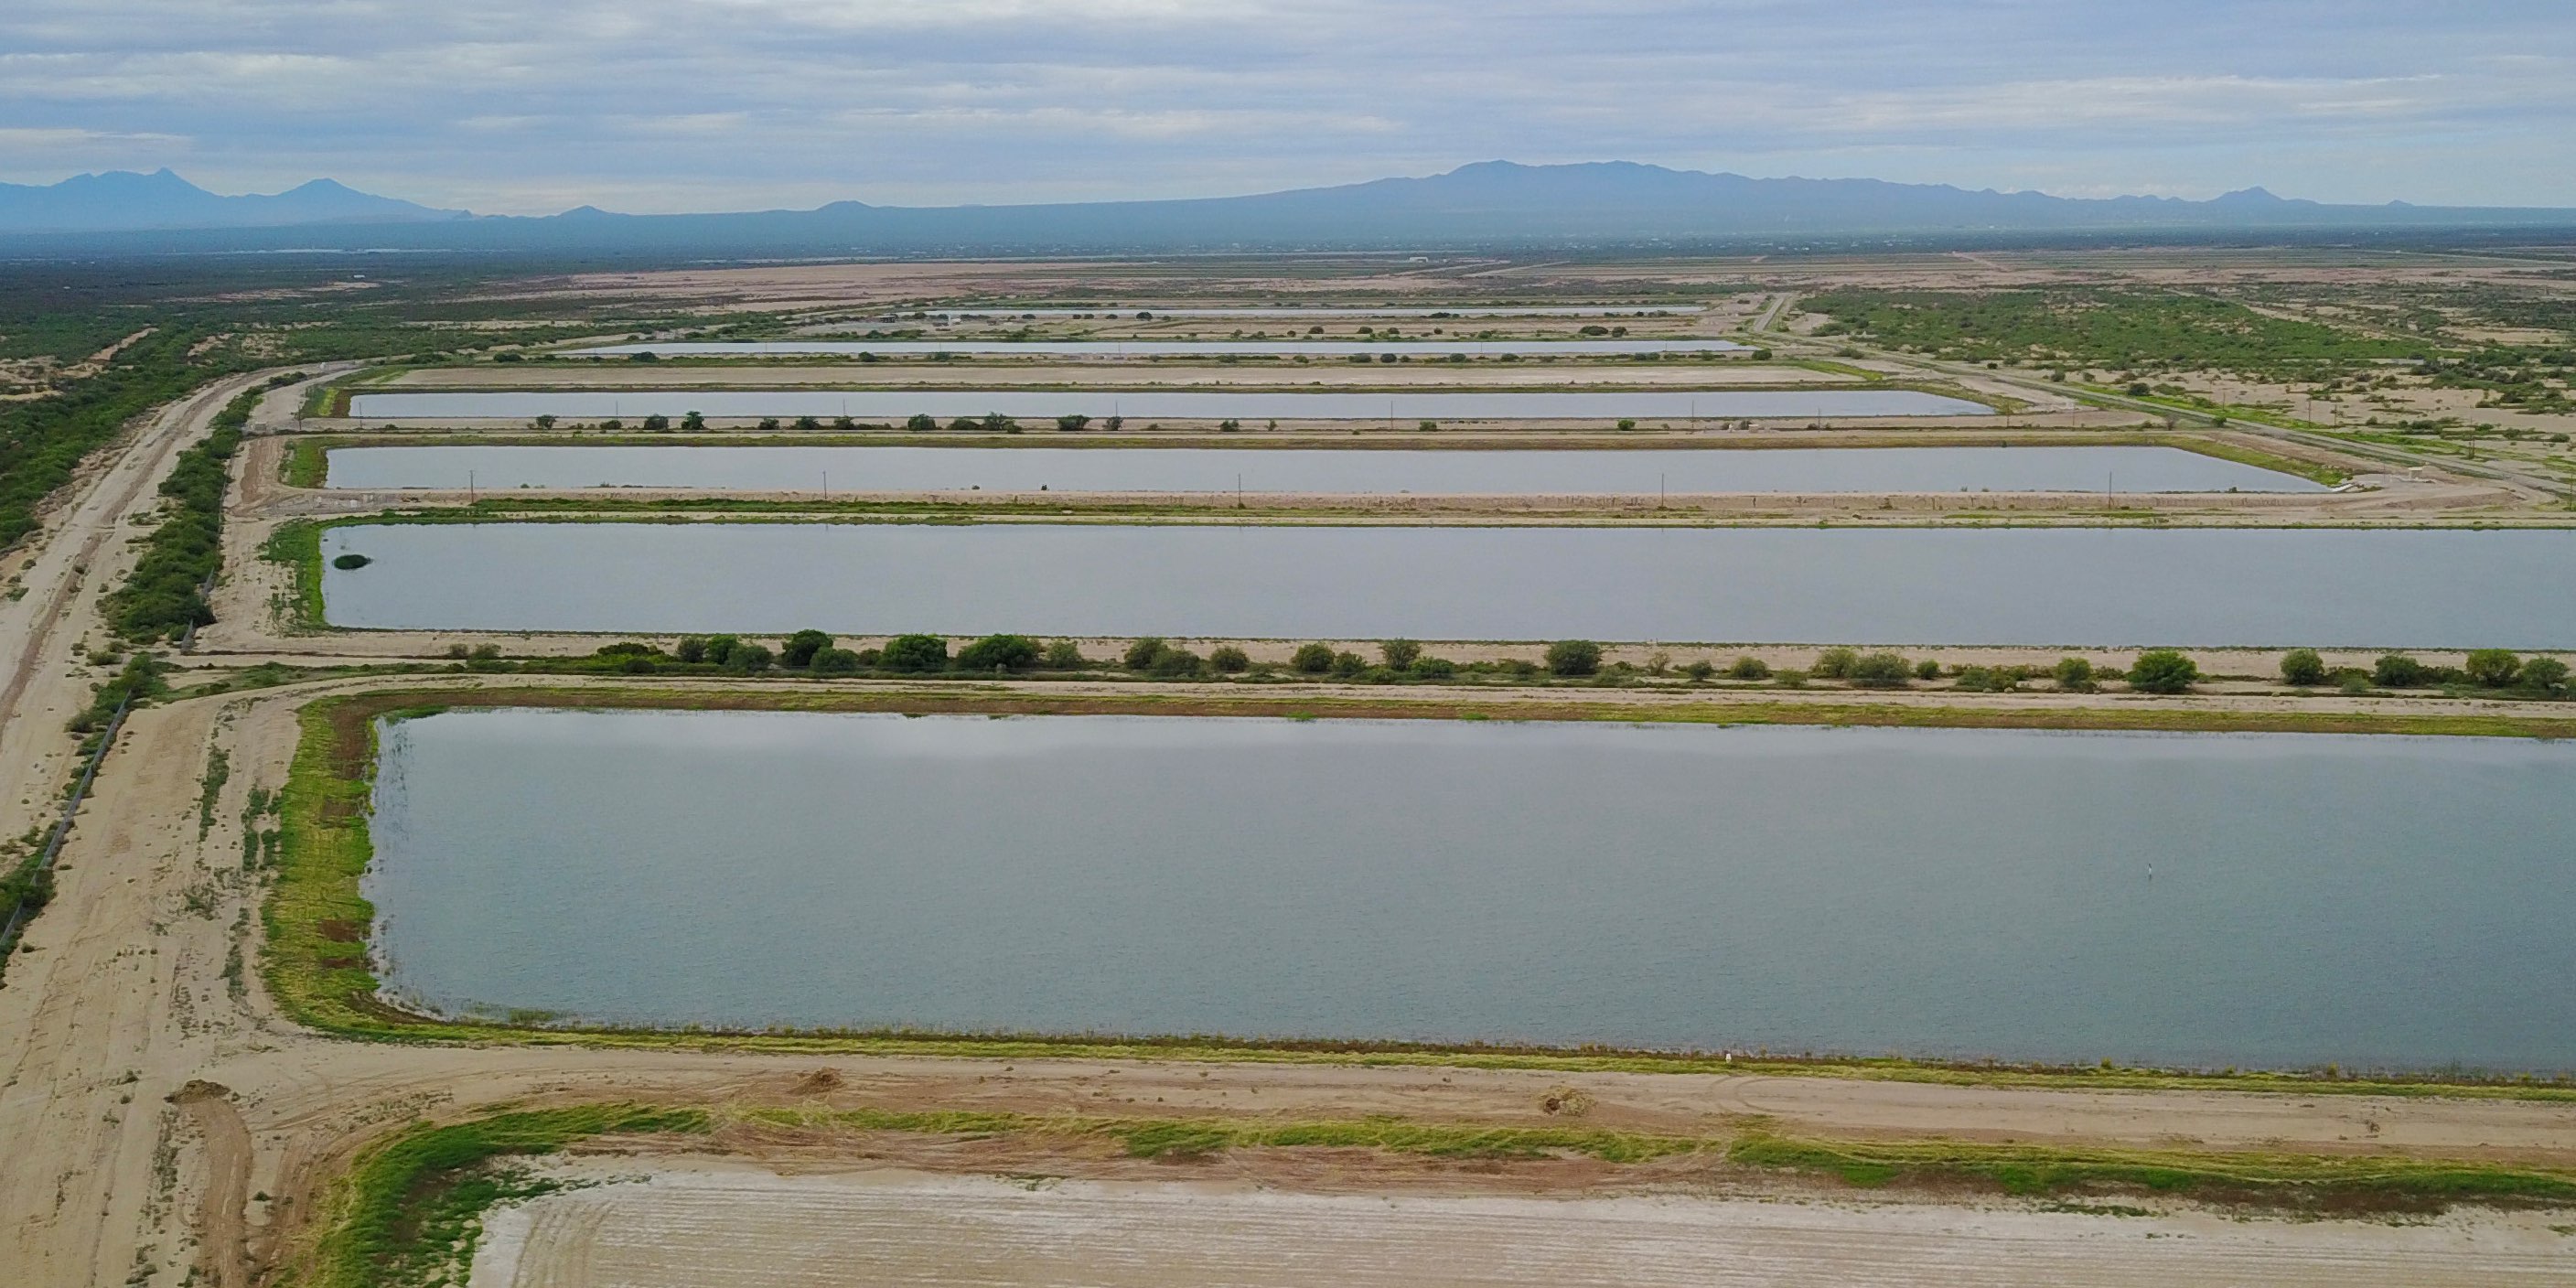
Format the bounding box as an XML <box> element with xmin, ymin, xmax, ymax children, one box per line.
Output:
<box><xmin>292</xmin><ymin>1104</ymin><xmax>708</xmax><ymax>1288</ymax></box>
<box><xmin>1807</xmin><ymin>288</ymin><xmax>2422</xmax><ymax>377</ymax></box>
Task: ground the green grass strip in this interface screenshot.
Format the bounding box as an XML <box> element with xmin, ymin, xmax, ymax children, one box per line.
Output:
<box><xmin>293</xmin><ymin>1104</ymin><xmax>709</xmax><ymax>1288</ymax></box>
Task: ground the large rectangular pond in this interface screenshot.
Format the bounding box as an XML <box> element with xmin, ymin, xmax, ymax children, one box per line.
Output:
<box><xmin>321</xmin><ymin>445</ymin><xmax>2319</xmax><ymax>494</ymax></box>
<box><xmin>318</xmin><ymin>521</ymin><xmax>2576</xmax><ymax>647</ymax></box>
<box><xmin>907</xmin><ymin>306</ymin><xmax>1704</xmax><ymax>319</ymax></box>
<box><xmin>567</xmin><ymin>339</ymin><xmax>1747</xmax><ymax>357</ymax></box>
<box><xmin>367</xmin><ymin>711</ymin><xmax>2576</xmax><ymax>1071</ymax></box>
<box><xmin>349</xmin><ymin>389</ymin><xmax>1991</xmax><ymax>421</ymax></box>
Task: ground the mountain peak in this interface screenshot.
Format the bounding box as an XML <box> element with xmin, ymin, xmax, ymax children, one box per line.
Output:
<box><xmin>0</xmin><ymin>169</ymin><xmax>464</xmax><ymax>233</ymax></box>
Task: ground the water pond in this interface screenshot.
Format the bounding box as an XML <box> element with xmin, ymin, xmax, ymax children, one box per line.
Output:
<box><xmin>321</xmin><ymin>444</ymin><xmax>2317</xmax><ymax>494</ymax></box>
<box><xmin>348</xmin><ymin>388</ymin><xmax>1986</xmax><ymax>422</ymax></box>
<box><xmin>317</xmin><ymin>521</ymin><xmax>2576</xmax><ymax>647</ymax></box>
<box><xmin>366</xmin><ymin>711</ymin><xmax>2576</xmax><ymax>1071</ymax></box>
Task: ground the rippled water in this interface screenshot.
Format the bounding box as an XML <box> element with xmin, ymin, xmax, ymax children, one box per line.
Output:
<box><xmin>367</xmin><ymin>711</ymin><xmax>2576</xmax><ymax>1070</ymax></box>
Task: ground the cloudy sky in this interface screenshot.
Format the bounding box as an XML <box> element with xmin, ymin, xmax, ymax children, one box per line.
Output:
<box><xmin>3</xmin><ymin>0</ymin><xmax>2571</xmax><ymax>214</ymax></box>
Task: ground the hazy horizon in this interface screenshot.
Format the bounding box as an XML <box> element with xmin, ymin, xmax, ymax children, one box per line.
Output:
<box><xmin>4</xmin><ymin>1</ymin><xmax>2571</xmax><ymax>216</ymax></box>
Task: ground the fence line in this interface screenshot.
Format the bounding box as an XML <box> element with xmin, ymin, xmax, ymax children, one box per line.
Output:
<box><xmin>0</xmin><ymin>697</ymin><xmax>133</xmax><ymax>955</ymax></box>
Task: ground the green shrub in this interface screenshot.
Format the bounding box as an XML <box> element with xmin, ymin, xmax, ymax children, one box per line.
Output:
<box><xmin>2463</xmin><ymin>649</ymin><xmax>2522</xmax><ymax>688</ymax></box>
<box><xmin>780</xmin><ymin>628</ymin><xmax>833</xmax><ymax>668</ymax></box>
<box><xmin>810</xmin><ymin>647</ymin><xmax>863</xmax><ymax>673</ymax></box>
<box><xmin>468</xmin><ymin>643</ymin><xmax>501</xmax><ymax>661</ymax></box>
<box><xmin>1043</xmin><ymin>639</ymin><xmax>1088</xmax><ymax>669</ymax></box>
<box><xmin>1913</xmin><ymin>658</ymin><xmax>1942</xmax><ymax>681</ymax></box>
<box><xmin>2280</xmin><ymin>648</ymin><xmax>2327</xmax><ymax>686</ymax></box>
<box><xmin>1680</xmin><ymin>660</ymin><xmax>1717</xmax><ymax>682</ymax></box>
<box><xmin>1846</xmin><ymin>652</ymin><xmax>1913</xmax><ymax>688</ymax></box>
<box><xmin>673</xmin><ymin>637</ymin><xmax>707</xmax><ymax>664</ymax></box>
<box><xmin>1289</xmin><ymin>642</ymin><xmax>1336</xmax><ymax>673</ymax></box>
<box><xmin>1147</xmin><ymin>647</ymin><xmax>1204</xmax><ymax>677</ymax></box>
<box><xmin>2519</xmin><ymin>656</ymin><xmax>2571</xmax><ymax>696</ymax></box>
<box><xmin>1545</xmin><ymin>639</ymin><xmax>1602</xmax><ymax>676</ymax></box>
<box><xmin>727</xmin><ymin>642</ymin><xmax>774</xmax><ymax>673</ymax></box>
<box><xmin>956</xmin><ymin>634</ymin><xmax>1041</xmax><ymax>671</ymax></box>
<box><xmin>1726</xmin><ymin>655</ymin><xmax>1771</xmax><ymax>681</ymax></box>
<box><xmin>700</xmin><ymin>634</ymin><xmax>740</xmax><ymax>666</ymax></box>
<box><xmin>1810</xmin><ymin>647</ymin><xmax>1858</xmax><ymax>679</ymax></box>
<box><xmin>1379</xmin><ymin>639</ymin><xmax>1422</xmax><ymax>671</ymax></box>
<box><xmin>1208</xmin><ymin>645</ymin><xmax>1251</xmax><ymax>672</ymax></box>
<box><xmin>1773</xmin><ymin>670</ymin><xmax>1807</xmax><ymax>688</ymax></box>
<box><xmin>880</xmin><ymin>634</ymin><xmax>949</xmax><ymax>672</ymax></box>
<box><xmin>2128</xmin><ymin>649</ymin><xmax>2199</xmax><ymax>693</ymax></box>
<box><xmin>2373</xmin><ymin>653</ymin><xmax>2430</xmax><ymax>687</ymax></box>
<box><xmin>330</xmin><ymin>553</ymin><xmax>370</xmax><ymax>571</ymax></box>
<box><xmin>2053</xmin><ymin>656</ymin><xmax>2095</xmax><ymax>691</ymax></box>
<box><xmin>1329</xmin><ymin>650</ymin><xmax>1368</xmax><ymax>678</ymax></box>
<box><xmin>906</xmin><ymin>413</ymin><xmax>938</xmax><ymax>433</ymax></box>
<box><xmin>1123</xmin><ymin>638</ymin><xmax>1169</xmax><ymax>670</ymax></box>
<box><xmin>2337</xmin><ymin>671</ymin><xmax>2372</xmax><ymax>695</ymax></box>
<box><xmin>1410</xmin><ymin>657</ymin><xmax>1456</xmax><ymax>680</ymax></box>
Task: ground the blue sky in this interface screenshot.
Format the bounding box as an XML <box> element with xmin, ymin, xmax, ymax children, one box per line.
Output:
<box><xmin>2</xmin><ymin>0</ymin><xmax>2570</xmax><ymax>214</ymax></box>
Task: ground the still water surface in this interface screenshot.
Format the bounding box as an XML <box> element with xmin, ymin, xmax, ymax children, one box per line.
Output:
<box><xmin>318</xmin><ymin>521</ymin><xmax>2576</xmax><ymax>647</ymax></box>
<box><xmin>366</xmin><ymin>711</ymin><xmax>2576</xmax><ymax>1070</ymax></box>
<box><xmin>568</xmin><ymin>339</ymin><xmax>1746</xmax><ymax>357</ymax></box>
<box><xmin>323</xmin><ymin>445</ymin><xmax>2316</xmax><ymax>494</ymax></box>
<box><xmin>349</xmin><ymin>388</ymin><xmax>1982</xmax><ymax>421</ymax></box>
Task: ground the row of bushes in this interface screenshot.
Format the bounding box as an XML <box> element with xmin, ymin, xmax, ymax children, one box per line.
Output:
<box><xmin>104</xmin><ymin>386</ymin><xmax>270</xmax><ymax>640</ymax></box>
<box><xmin>2279</xmin><ymin>648</ymin><xmax>2570</xmax><ymax>697</ymax></box>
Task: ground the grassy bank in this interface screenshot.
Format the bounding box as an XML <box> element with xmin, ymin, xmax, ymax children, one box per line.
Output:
<box><xmin>260</xmin><ymin>684</ymin><xmax>2576</xmax><ymax>1098</ymax></box>
<box><xmin>288</xmin><ymin>1104</ymin><xmax>709</xmax><ymax>1288</ymax></box>
<box><xmin>285</xmin><ymin>1100</ymin><xmax>2576</xmax><ymax>1287</ymax></box>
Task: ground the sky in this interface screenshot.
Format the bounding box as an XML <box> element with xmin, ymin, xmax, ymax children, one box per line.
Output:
<box><xmin>3</xmin><ymin>0</ymin><xmax>2571</xmax><ymax>215</ymax></box>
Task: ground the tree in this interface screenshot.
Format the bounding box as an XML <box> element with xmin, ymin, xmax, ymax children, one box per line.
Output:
<box><xmin>1726</xmin><ymin>655</ymin><xmax>1771</xmax><ymax>680</ymax></box>
<box><xmin>981</xmin><ymin>412</ymin><xmax>1016</xmax><ymax>434</ymax></box>
<box><xmin>955</xmin><ymin>633</ymin><xmax>1040</xmax><ymax>671</ymax></box>
<box><xmin>1379</xmin><ymin>639</ymin><xmax>1422</xmax><ymax>671</ymax></box>
<box><xmin>1056</xmin><ymin>413</ymin><xmax>1091</xmax><ymax>433</ymax></box>
<box><xmin>701</xmin><ymin>634</ymin><xmax>739</xmax><ymax>666</ymax></box>
<box><xmin>1681</xmin><ymin>659</ymin><xmax>1717</xmax><ymax>682</ymax></box>
<box><xmin>2280</xmin><ymin>648</ymin><xmax>2327</xmax><ymax>686</ymax></box>
<box><xmin>1148</xmin><ymin>647</ymin><xmax>1204</xmax><ymax>677</ymax></box>
<box><xmin>907</xmin><ymin>413</ymin><xmax>939</xmax><ymax>433</ymax></box>
<box><xmin>2128</xmin><ymin>649</ymin><xmax>2199</xmax><ymax>693</ymax></box>
<box><xmin>1289</xmin><ymin>642</ymin><xmax>1335</xmax><ymax>673</ymax></box>
<box><xmin>756</xmin><ymin>418</ymin><xmax>780</xmax><ymax>432</ymax></box>
<box><xmin>681</xmin><ymin>411</ymin><xmax>706</xmax><ymax>433</ymax></box>
<box><xmin>1208</xmin><ymin>645</ymin><xmax>1250</xmax><ymax>672</ymax></box>
<box><xmin>2519</xmin><ymin>656</ymin><xmax>2570</xmax><ymax>695</ymax></box>
<box><xmin>532</xmin><ymin>414</ymin><xmax>557</xmax><ymax>430</ymax></box>
<box><xmin>793</xmin><ymin>415</ymin><xmax>823</xmax><ymax>432</ymax></box>
<box><xmin>598</xmin><ymin>418</ymin><xmax>623</xmax><ymax>432</ymax></box>
<box><xmin>810</xmin><ymin>647</ymin><xmax>863</xmax><ymax>673</ymax></box>
<box><xmin>1846</xmin><ymin>652</ymin><xmax>1912</xmax><ymax>688</ymax></box>
<box><xmin>880</xmin><ymin>634</ymin><xmax>949</xmax><ymax>672</ymax></box>
<box><xmin>640</xmin><ymin>413</ymin><xmax>671</xmax><ymax>433</ymax></box>
<box><xmin>1545</xmin><ymin>639</ymin><xmax>1602</xmax><ymax>676</ymax></box>
<box><xmin>1218</xmin><ymin>418</ymin><xmax>1242</xmax><ymax>432</ymax></box>
<box><xmin>1043</xmin><ymin>639</ymin><xmax>1087</xmax><ymax>669</ymax></box>
<box><xmin>1123</xmin><ymin>638</ymin><xmax>1169</xmax><ymax>670</ymax></box>
<box><xmin>1329</xmin><ymin>650</ymin><xmax>1368</xmax><ymax>677</ymax></box>
<box><xmin>2463</xmin><ymin>649</ymin><xmax>2522</xmax><ymax>687</ymax></box>
<box><xmin>727</xmin><ymin>642</ymin><xmax>774</xmax><ymax>673</ymax></box>
<box><xmin>2053</xmin><ymin>656</ymin><xmax>2095</xmax><ymax>691</ymax></box>
<box><xmin>628</xmin><ymin>350</ymin><xmax>660</xmax><ymax>363</ymax></box>
<box><xmin>674</xmin><ymin>636</ymin><xmax>708</xmax><ymax>664</ymax></box>
<box><xmin>1102</xmin><ymin>415</ymin><xmax>1124</xmax><ymax>432</ymax></box>
<box><xmin>780</xmin><ymin>628</ymin><xmax>833</xmax><ymax>668</ymax></box>
<box><xmin>2373</xmin><ymin>653</ymin><xmax>2430</xmax><ymax>687</ymax></box>
<box><xmin>1810</xmin><ymin>647</ymin><xmax>1858</xmax><ymax>679</ymax></box>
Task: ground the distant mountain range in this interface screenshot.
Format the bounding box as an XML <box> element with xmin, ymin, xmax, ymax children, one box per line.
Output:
<box><xmin>0</xmin><ymin>168</ymin><xmax>463</xmax><ymax>233</ymax></box>
<box><xmin>5</xmin><ymin>161</ymin><xmax>2572</xmax><ymax>252</ymax></box>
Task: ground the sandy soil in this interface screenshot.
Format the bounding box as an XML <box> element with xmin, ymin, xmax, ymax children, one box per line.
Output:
<box><xmin>470</xmin><ymin>1165</ymin><xmax>2576</xmax><ymax>1288</ymax></box>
